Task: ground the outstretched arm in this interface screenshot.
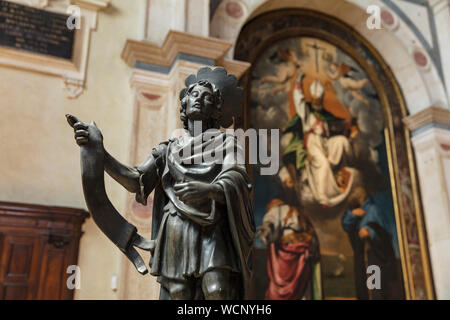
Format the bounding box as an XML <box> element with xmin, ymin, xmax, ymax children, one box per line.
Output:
<box><xmin>103</xmin><ymin>149</ymin><xmax>141</xmax><ymax>194</ymax></box>
<box><xmin>66</xmin><ymin>114</ymin><xmax>154</xmax><ymax>275</ymax></box>
<box><xmin>104</xmin><ymin>149</ymin><xmax>159</xmax><ymax>204</ymax></box>
<box><xmin>66</xmin><ymin>114</ymin><xmax>158</xmax><ymax>197</ymax></box>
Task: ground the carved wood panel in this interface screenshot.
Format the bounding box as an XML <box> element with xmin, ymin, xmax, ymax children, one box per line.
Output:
<box><xmin>0</xmin><ymin>235</ymin><xmax>39</xmax><ymax>299</ymax></box>
<box><xmin>0</xmin><ymin>201</ymin><xmax>88</xmax><ymax>300</ymax></box>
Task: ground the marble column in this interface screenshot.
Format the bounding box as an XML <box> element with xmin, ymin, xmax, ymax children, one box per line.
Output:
<box><xmin>404</xmin><ymin>106</ymin><xmax>450</xmax><ymax>299</ymax></box>
<box><xmin>144</xmin><ymin>0</ymin><xmax>210</xmax><ymax>44</ymax></box>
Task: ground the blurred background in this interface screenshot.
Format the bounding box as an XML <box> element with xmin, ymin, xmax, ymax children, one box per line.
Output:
<box><xmin>0</xmin><ymin>0</ymin><xmax>449</xmax><ymax>300</ymax></box>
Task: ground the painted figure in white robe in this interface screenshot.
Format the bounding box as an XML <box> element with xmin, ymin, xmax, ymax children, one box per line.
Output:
<box><xmin>293</xmin><ymin>79</ymin><xmax>355</xmax><ymax>207</ymax></box>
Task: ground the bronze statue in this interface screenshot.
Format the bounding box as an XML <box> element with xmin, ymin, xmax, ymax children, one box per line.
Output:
<box><xmin>66</xmin><ymin>67</ymin><xmax>255</xmax><ymax>300</ymax></box>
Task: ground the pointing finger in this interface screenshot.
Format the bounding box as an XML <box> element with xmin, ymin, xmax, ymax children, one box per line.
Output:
<box><xmin>66</xmin><ymin>114</ymin><xmax>80</xmax><ymax>128</ymax></box>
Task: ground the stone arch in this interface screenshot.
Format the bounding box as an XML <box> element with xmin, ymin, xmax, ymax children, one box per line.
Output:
<box><xmin>210</xmin><ymin>0</ymin><xmax>448</xmax><ymax>115</ymax></box>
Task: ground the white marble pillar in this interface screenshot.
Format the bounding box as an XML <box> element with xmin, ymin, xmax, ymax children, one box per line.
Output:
<box><xmin>144</xmin><ymin>0</ymin><xmax>187</xmax><ymax>44</ymax></box>
<box><xmin>186</xmin><ymin>0</ymin><xmax>210</xmax><ymax>37</ymax></box>
<box><xmin>144</xmin><ymin>0</ymin><xmax>210</xmax><ymax>44</ymax></box>
<box><xmin>404</xmin><ymin>106</ymin><xmax>450</xmax><ymax>299</ymax></box>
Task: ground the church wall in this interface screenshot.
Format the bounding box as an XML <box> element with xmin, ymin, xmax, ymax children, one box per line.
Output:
<box><xmin>0</xmin><ymin>0</ymin><xmax>147</xmax><ymax>299</ymax></box>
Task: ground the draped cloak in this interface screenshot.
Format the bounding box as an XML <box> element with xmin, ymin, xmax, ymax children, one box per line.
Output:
<box><xmin>342</xmin><ymin>197</ymin><xmax>402</xmax><ymax>299</ymax></box>
<box><xmin>135</xmin><ymin>130</ymin><xmax>255</xmax><ymax>299</ymax></box>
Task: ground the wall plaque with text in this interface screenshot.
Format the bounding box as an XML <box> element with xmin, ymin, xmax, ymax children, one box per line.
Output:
<box><xmin>0</xmin><ymin>0</ymin><xmax>75</xmax><ymax>59</ymax></box>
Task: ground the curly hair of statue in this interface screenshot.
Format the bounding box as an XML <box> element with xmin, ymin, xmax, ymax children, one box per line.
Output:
<box><xmin>179</xmin><ymin>67</ymin><xmax>243</xmax><ymax>129</ymax></box>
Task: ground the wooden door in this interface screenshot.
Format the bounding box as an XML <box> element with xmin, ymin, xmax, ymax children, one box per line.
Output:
<box><xmin>0</xmin><ymin>234</ymin><xmax>42</xmax><ymax>299</ymax></box>
<box><xmin>0</xmin><ymin>201</ymin><xmax>88</xmax><ymax>300</ymax></box>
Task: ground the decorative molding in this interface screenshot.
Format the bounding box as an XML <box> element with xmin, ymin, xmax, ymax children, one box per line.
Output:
<box><xmin>70</xmin><ymin>0</ymin><xmax>109</xmax><ymax>11</ymax></box>
<box><xmin>412</xmin><ymin>125</ymin><xmax>450</xmax><ymax>148</ymax></box>
<box><xmin>32</xmin><ymin>0</ymin><xmax>48</xmax><ymax>8</ymax></box>
<box><xmin>380</xmin><ymin>6</ymin><xmax>400</xmax><ymax>31</ymax></box>
<box><xmin>129</xmin><ymin>68</ymin><xmax>171</xmax><ymax>115</ymax></box>
<box><xmin>0</xmin><ymin>200</ymin><xmax>89</xmax><ymax>220</ymax></box>
<box><xmin>0</xmin><ymin>0</ymin><xmax>110</xmax><ymax>99</ymax></box>
<box><xmin>403</xmin><ymin>106</ymin><xmax>450</xmax><ymax>134</ymax></box>
<box><xmin>121</xmin><ymin>30</ymin><xmax>250</xmax><ymax>79</ymax></box>
<box><xmin>122</xmin><ymin>30</ymin><xmax>232</xmax><ymax>67</ymax></box>
<box><xmin>63</xmin><ymin>76</ymin><xmax>84</xmax><ymax>99</ymax></box>
<box><xmin>6</xmin><ymin>0</ymin><xmax>48</xmax><ymax>9</ymax></box>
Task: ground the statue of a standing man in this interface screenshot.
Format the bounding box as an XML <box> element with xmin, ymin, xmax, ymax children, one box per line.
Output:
<box><xmin>67</xmin><ymin>67</ymin><xmax>255</xmax><ymax>299</ymax></box>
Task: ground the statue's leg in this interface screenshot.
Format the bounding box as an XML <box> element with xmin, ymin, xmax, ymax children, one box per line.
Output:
<box><xmin>202</xmin><ymin>269</ymin><xmax>233</xmax><ymax>300</ymax></box>
<box><xmin>167</xmin><ymin>278</ymin><xmax>195</xmax><ymax>300</ymax></box>
<box><xmin>159</xmin><ymin>285</ymin><xmax>171</xmax><ymax>300</ymax></box>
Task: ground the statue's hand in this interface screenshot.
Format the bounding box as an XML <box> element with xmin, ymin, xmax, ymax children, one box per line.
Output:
<box><xmin>174</xmin><ymin>181</ymin><xmax>219</xmax><ymax>205</ymax></box>
<box><xmin>66</xmin><ymin>114</ymin><xmax>103</xmax><ymax>149</ymax></box>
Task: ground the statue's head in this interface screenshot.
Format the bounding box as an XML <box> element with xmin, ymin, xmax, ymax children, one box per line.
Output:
<box><xmin>180</xmin><ymin>80</ymin><xmax>223</xmax><ymax>129</ymax></box>
<box><xmin>180</xmin><ymin>67</ymin><xmax>243</xmax><ymax>130</ymax></box>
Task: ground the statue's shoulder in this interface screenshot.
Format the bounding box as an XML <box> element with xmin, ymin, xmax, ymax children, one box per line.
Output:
<box><xmin>222</xmin><ymin>131</ymin><xmax>239</xmax><ymax>143</ymax></box>
<box><xmin>221</xmin><ymin>132</ymin><xmax>244</xmax><ymax>154</ymax></box>
<box><xmin>151</xmin><ymin>140</ymin><xmax>170</xmax><ymax>159</ymax></box>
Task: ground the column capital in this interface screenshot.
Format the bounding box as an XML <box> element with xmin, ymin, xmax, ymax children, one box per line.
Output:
<box><xmin>403</xmin><ymin>106</ymin><xmax>450</xmax><ymax>136</ymax></box>
<box><xmin>121</xmin><ymin>30</ymin><xmax>250</xmax><ymax>79</ymax></box>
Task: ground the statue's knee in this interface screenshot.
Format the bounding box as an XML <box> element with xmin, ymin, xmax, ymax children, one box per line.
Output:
<box><xmin>168</xmin><ymin>282</ymin><xmax>193</xmax><ymax>300</ymax></box>
<box><xmin>202</xmin><ymin>271</ymin><xmax>231</xmax><ymax>300</ymax></box>
<box><xmin>204</xmin><ymin>282</ymin><xmax>229</xmax><ymax>300</ymax></box>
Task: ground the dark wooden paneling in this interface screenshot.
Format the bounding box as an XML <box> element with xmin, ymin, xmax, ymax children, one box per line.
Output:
<box><xmin>0</xmin><ymin>235</ymin><xmax>39</xmax><ymax>299</ymax></box>
<box><xmin>6</xmin><ymin>238</ymin><xmax>34</xmax><ymax>277</ymax></box>
<box><xmin>3</xmin><ymin>284</ymin><xmax>27</xmax><ymax>300</ymax></box>
<box><xmin>0</xmin><ymin>201</ymin><xmax>88</xmax><ymax>300</ymax></box>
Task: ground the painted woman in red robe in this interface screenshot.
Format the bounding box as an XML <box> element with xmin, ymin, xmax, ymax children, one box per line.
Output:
<box><xmin>257</xmin><ymin>167</ymin><xmax>322</xmax><ymax>300</ymax></box>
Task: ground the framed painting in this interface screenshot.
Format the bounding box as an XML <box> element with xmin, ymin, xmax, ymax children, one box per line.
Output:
<box><xmin>235</xmin><ymin>9</ymin><xmax>434</xmax><ymax>300</ymax></box>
